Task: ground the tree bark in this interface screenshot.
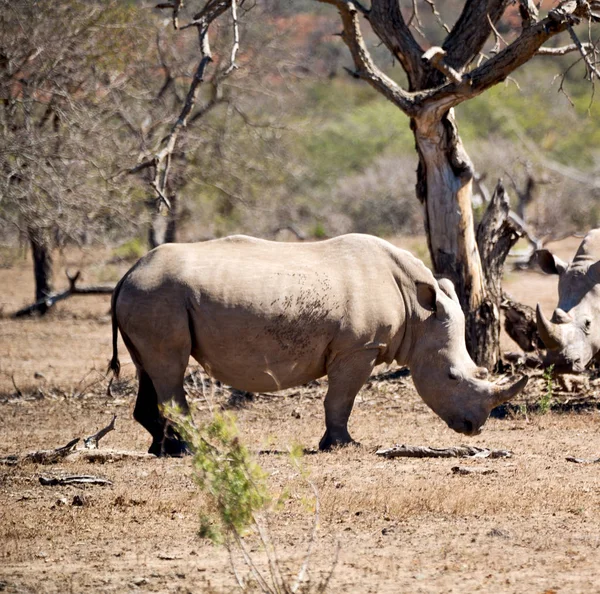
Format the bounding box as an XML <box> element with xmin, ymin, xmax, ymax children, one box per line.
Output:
<box><xmin>413</xmin><ymin>112</ymin><xmax>526</xmax><ymax>369</ymax></box>
<box><xmin>412</xmin><ymin>110</ymin><xmax>492</xmax><ymax>365</ymax></box>
<box><xmin>475</xmin><ymin>180</ymin><xmax>525</xmax><ymax>368</ymax></box>
<box><xmin>148</xmin><ymin>193</ymin><xmax>178</xmax><ymax>249</ymax></box>
<box><xmin>28</xmin><ymin>228</ymin><xmax>54</xmax><ymax>302</ymax></box>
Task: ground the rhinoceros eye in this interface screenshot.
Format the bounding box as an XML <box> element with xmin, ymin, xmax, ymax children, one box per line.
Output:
<box><xmin>584</xmin><ymin>319</ymin><xmax>592</xmax><ymax>334</ymax></box>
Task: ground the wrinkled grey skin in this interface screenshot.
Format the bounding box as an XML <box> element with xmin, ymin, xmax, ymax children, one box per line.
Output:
<box><xmin>110</xmin><ymin>234</ymin><xmax>527</xmax><ymax>456</ymax></box>
<box><xmin>536</xmin><ymin>229</ymin><xmax>600</xmax><ymax>373</ymax></box>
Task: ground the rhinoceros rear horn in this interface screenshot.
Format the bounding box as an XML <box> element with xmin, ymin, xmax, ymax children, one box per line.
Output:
<box><xmin>491</xmin><ymin>375</ymin><xmax>529</xmax><ymax>407</ymax></box>
<box><xmin>536</xmin><ymin>303</ymin><xmax>562</xmax><ymax>350</ymax></box>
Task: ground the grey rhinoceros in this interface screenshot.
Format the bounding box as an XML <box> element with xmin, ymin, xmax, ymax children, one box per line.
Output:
<box><xmin>110</xmin><ymin>234</ymin><xmax>527</xmax><ymax>456</ymax></box>
<box><xmin>536</xmin><ymin>229</ymin><xmax>600</xmax><ymax>372</ymax></box>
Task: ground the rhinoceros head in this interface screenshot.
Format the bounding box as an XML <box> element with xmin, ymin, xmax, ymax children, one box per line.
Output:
<box><xmin>409</xmin><ymin>278</ymin><xmax>528</xmax><ymax>436</ymax></box>
<box><xmin>536</xmin><ymin>232</ymin><xmax>600</xmax><ymax>373</ymax></box>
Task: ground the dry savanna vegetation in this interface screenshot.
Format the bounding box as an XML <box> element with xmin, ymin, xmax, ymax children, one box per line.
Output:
<box><xmin>4</xmin><ymin>0</ymin><xmax>600</xmax><ymax>592</ymax></box>
<box><xmin>2</xmin><ymin>238</ymin><xmax>600</xmax><ymax>594</ymax></box>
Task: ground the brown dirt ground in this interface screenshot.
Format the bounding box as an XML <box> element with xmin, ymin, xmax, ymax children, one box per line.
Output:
<box><xmin>2</xmin><ymin>237</ymin><xmax>600</xmax><ymax>594</ymax></box>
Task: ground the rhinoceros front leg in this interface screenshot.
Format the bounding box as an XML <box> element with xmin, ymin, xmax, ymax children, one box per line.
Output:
<box><xmin>319</xmin><ymin>349</ymin><xmax>378</xmax><ymax>451</ymax></box>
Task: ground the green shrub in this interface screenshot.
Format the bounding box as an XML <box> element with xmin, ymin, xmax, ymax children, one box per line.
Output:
<box><xmin>540</xmin><ymin>365</ymin><xmax>555</xmax><ymax>414</ymax></box>
<box><xmin>111</xmin><ymin>237</ymin><xmax>146</xmax><ymax>262</ymax></box>
<box><xmin>174</xmin><ymin>411</ymin><xmax>269</xmax><ymax>544</ymax></box>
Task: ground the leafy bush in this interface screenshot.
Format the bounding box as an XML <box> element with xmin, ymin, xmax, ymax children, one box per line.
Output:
<box><xmin>111</xmin><ymin>238</ymin><xmax>146</xmax><ymax>262</ymax></box>
<box><xmin>176</xmin><ymin>411</ymin><xmax>269</xmax><ymax>544</ymax></box>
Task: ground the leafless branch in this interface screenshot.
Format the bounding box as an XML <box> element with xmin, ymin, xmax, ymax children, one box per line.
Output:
<box><xmin>413</xmin><ymin>0</ymin><xmax>600</xmax><ymax>115</ymax></box>
<box><xmin>39</xmin><ymin>475</ymin><xmax>113</xmax><ymax>486</ymax></box>
<box><xmin>317</xmin><ymin>0</ymin><xmax>417</xmax><ymax>114</ymax></box>
<box><xmin>13</xmin><ymin>269</ymin><xmax>114</xmax><ymax>317</ymax></box>
<box><xmin>84</xmin><ymin>414</ymin><xmax>117</xmax><ymax>449</ymax></box>
<box><xmin>376</xmin><ymin>444</ymin><xmax>512</xmax><ymax>459</ymax></box>
<box><xmin>406</xmin><ymin>0</ymin><xmax>425</xmax><ymax>38</ymax></box>
<box><xmin>422</xmin><ymin>0</ymin><xmax>451</xmax><ymax>34</ymax></box>
<box><xmin>537</xmin><ymin>42</ymin><xmax>594</xmax><ymax>55</ymax></box>
<box><xmin>133</xmin><ymin>0</ymin><xmax>243</xmax><ymax>212</ymax></box>
<box><xmin>519</xmin><ymin>0</ymin><xmax>539</xmax><ymax>28</ymax></box>
<box><xmin>223</xmin><ymin>0</ymin><xmax>240</xmax><ymax>76</ymax></box>
<box><xmin>487</xmin><ymin>13</ymin><xmax>509</xmax><ymax>55</ymax></box>
<box><xmin>422</xmin><ymin>47</ymin><xmax>462</xmax><ymax>83</ymax></box>
<box><xmin>567</xmin><ymin>24</ymin><xmax>600</xmax><ymax>79</ymax></box>
<box><xmin>0</xmin><ymin>438</ymin><xmax>80</xmax><ymax>466</ymax></box>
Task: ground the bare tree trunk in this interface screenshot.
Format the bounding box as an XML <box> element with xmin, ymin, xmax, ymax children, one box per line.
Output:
<box><xmin>148</xmin><ymin>194</ymin><xmax>178</xmax><ymax>249</ymax></box>
<box><xmin>475</xmin><ymin>181</ymin><xmax>524</xmax><ymax>368</ymax></box>
<box><xmin>164</xmin><ymin>193</ymin><xmax>178</xmax><ymax>244</ymax></box>
<box><xmin>413</xmin><ymin>110</ymin><xmax>491</xmax><ymax>366</ymax></box>
<box><xmin>28</xmin><ymin>228</ymin><xmax>54</xmax><ymax>302</ymax></box>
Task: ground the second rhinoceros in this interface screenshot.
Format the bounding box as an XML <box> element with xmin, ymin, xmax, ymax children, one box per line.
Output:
<box><xmin>536</xmin><ymin>229</ymin><xmax>600</xmax><ymax>372</ymax></box>
<box><xmin>110</xmin><ymin>233</ymin><xmax>527</xmax><ymax>455</ymax></box>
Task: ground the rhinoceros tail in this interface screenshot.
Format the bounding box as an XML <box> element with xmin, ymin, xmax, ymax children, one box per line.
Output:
<box><xmin>108</xmin><ymin>275</ymin><xmax>126</xmax><ymax>378</ymax></box>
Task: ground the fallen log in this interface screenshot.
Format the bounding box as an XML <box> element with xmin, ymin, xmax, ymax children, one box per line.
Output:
<box><xmin>14</xmin><ymin>270</ymin><xmax>115</xmax><ymax>317</ymax></box>
<box><xmin>1</xmin><ymin>445</ymin><xmax>153</xmax><ymax>466</ymax></box>
<box><xmin>375</xmin><ymin>444</ymin><xmax>512</xmax><ymax>459</ymax></box>
<box><xmin>39</xmin><ymin>475</ymin><xmax>113</xmax><ymax>486</ymax></box>
<box><xmin>0</xmin><ymin>437</ymin><xmax>81</xmax><ymax>466</ymax></box>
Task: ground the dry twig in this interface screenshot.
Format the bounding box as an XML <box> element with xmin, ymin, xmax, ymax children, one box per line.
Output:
<box><xmin>84</xmin><ymin>414</ymin><xmax>117</xmax><ymax>449</ymax></box>
<box><xmin>451</xmin><ymin>466</ymin><xmax>497</xmax><ymax>475</ymax></box>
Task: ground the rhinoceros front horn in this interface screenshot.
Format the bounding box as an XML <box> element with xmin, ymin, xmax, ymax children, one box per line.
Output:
<box><xmin>491</xmin><ymin>375</ymin><xmax>529</xmax><ymax>407</ymax></box>
<box><xmin>536</xmin><ymin>303</ymin><xmax>562</xmax><ymax>350</ymax></box>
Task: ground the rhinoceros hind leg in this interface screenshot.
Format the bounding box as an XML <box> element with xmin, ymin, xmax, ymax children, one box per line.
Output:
<box><xmin>133</xmin><ymin>371</ymin><xmax>167</xmax><ymax>450</ymax></box>
<box><xmin>320</xmin><ymin>350</ymin><xmax>377</xmax><ymax>451</ymax></box>
<box><xmin>134</xmin><ymin>372</ymin><xmax>190</xmax><ymax>457</ymax></box>
<box><xmin>149</xmin><ymin>424</ymin><xmax>191</xmax><ymax>457</ymax></box>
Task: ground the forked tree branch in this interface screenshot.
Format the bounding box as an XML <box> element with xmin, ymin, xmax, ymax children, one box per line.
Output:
<box><xmin>316</xmin><ymin>0</ymin><xmax>417</xmax><ymax>114</ymax></box>
<box><xmin>133</xmin><ymin>0</ymin><xmax>239</xmax><ymax>210</ymax></box>
<box><xmin>367</xmin><ymin>0</ymin><xmax>425</xmax><ymax>89</ymax></box>
<box><xmin>320</xmin><ymin>0</ymin><xmax>599</xmax><ymax>121</ymax></box>
<box><xmin>414</xmin><ymin>0</ymin><xmax>600</xmax><ymax>116</ymax></box>
<box><xmin>442</xmin><ymin>0</ymin><xmax>512</xmax><ymax>71</ymax></box>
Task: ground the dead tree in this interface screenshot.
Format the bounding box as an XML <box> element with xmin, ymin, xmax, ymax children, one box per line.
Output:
<box><xmin>311</xmin><ymin>0</ymin><xmax>600</xmax><ymax>369</ymax></box>
<box><xmin>474</xmin><ymin>180</ymin><xmax>524</xmax><ymax>367</ymax></box>
<box><xmin>130</xmin><ymin>0</ymin><xmax>239</xmax><ymax>247</ymax></box>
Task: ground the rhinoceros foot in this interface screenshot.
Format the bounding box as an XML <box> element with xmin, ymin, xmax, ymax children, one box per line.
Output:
<box><xmin>318</xmin><ymin>429</ymin><xmax>359</xmax><ymax>451</ymax></box>
<box><xmin>148</xmin><ymin>434</ymin><xmax>191</xmax><ymax>458</ymax></box>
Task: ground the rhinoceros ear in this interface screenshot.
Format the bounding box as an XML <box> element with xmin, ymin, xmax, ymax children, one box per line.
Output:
<box><xmin>437</xmin><ymin>278</ymin><xmax>460</xmax><ymax>304</ymax></box>
<box><xmin>536</xmin><ymin>249</ymin><xmax>567</xmax><ymax>276</ymax></box>
<box><xmin>416</xmin><ymin>281</ymin><xmax>437</xmax><ymax>313</ymax></box>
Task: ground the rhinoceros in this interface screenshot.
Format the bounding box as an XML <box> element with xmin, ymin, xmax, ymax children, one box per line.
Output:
<box><xmin>536</xmin><ymin>229</ymin><xmax>600</xmax><ymax>372</ymax></box>
<box><xmin>110</xmin><ymin>234</ymin><xmax>527</xmax><ymax>456</ymax></box>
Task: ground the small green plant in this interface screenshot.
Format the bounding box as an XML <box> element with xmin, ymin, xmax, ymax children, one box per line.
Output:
<box><xmin>111</xmin><ymin>237</ymin><xmax>146</xmax><ymax>262</ymax></box>
<box><xmin>167</xmin><ymin>400</ymin><xmax>337</xmax><ymax>593</ymax></box>
<box><xmin>174</xmin><ymin>411</ymin><xmax>269</xmax><ymax>544</ymax></box>
<box><xmin>540</xmin><ymin>364</ymin><xmax>555</xmax><ymax>414</ymax></box>
<box><xmin>311</xmin><ymin>222</ymin><xmax>327</xmax><ymax>239</ymax></box>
